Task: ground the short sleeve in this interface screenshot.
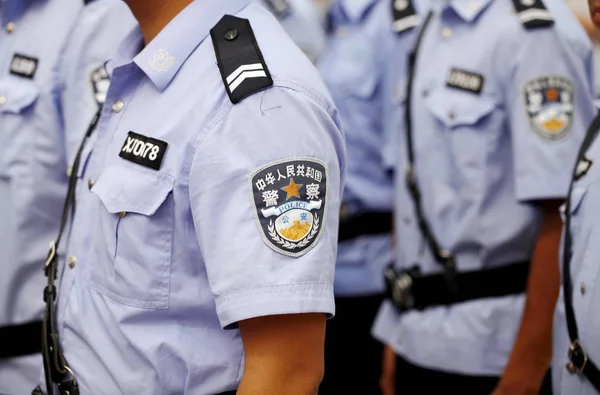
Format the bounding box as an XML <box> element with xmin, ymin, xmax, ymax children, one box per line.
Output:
<box><xmin>190</xmin><ymin>86</ymin><xmax>345</xmax><ymax>329</ymax></box>
<box><xmin>507</xmin><ymin>27</ymin><xmax>596</xmax><ymax>201</ymax></box>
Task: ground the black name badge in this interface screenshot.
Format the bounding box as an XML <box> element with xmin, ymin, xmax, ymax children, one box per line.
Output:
<box><xmin>119</xmin><ymin>131</ymin><xmax>168</xmax><ymax>171</ymax></box>
<box><xmin>446</xmin><ymin>68</ymin><xmax>484</xmax><ymax>94</ymax></box>
<box><xmin>10</xmin><ymin>54</ymin><xmax>38</xmax><ymax>79</ymax></box>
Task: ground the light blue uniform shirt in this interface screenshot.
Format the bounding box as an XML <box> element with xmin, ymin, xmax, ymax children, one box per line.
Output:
<box><xmin>53</xmin><ymin>1</ymin><xmax>344</xmax><ymax>393</ymax></box>
<box><xmin>318</xmin><ymin>0</ymin><xmax>392</xmax><ymax>297</ymax></box>
<box><xmin>372</xmin><ymin>0</ymin><xmax>595</xmax><ymax>376</ymax></box>
<box><xmin>0</xmin><ymin>0</ymin><xmax>81</xmax><ymax>393</ymax></box>
<box><xmin>58</xmin><ymin>0</ymin><xmax>137</xmax><ymax>167</ymax></box>
<box><xmin>259</xmin><ymin>0</ymin><xmax>327</xmax><ymax>62</ymax></box>
<box><xmin>553</xmin><ymin>134</ymin><xmax>600</xmax><ymax>394</ymax></box>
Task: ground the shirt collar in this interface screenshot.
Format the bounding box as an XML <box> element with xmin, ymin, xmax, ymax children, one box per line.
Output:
<box><xmin>336</xmin><ymin>0</ymin><xmax>379</xmax><ymax>23</ymax></box>
<box><xmin>110</xmin><ymin>0</ymin><xmax>251</xmax><ymax>91</ymax></box>
<box><xmin>445</xmin><ymin>0</ymin><xmax>494</xmax><ymax>22</ymax></box>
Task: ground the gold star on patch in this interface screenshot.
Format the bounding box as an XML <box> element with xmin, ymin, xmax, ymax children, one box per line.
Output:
<box><xmin>281</xmin><ymin>178</ymin><xmax>303</xmax><ymax>200</ymax></box>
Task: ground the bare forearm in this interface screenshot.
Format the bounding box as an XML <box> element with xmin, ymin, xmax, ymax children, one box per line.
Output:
<box><xmin>238</xmin><ymin>313</ymin><xmax>326</xmax><ymax>395</ymax></box>
<box><xmin>495</xmin><ymin>205</ymin><xmax>562</xmax><ymax>394</ymax></box>
<box><xmin>237</xmin><ymin>362</ymin><xmax>323</xmax><ymax>395</ymax></box>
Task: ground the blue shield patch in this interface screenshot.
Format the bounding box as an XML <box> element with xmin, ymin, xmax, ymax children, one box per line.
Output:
<box><xmin>250</xmin><ymin>158</ymin><xmax>328</xmax><ymax>257</ymax></box>
<box><xmin>523</xmin><ymin>75</ymin><xmax>574</xmax><ymax>140</ymax></box>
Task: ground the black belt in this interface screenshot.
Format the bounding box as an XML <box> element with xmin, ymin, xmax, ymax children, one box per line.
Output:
<box><xmin>0</xmin><ymin>320</ymin><xmax>42</xmax><ymax>358</ymax></box>
<box><xmin>562</xmin><ymin>110</ymin><xmax>600</xmax><ymax>391</ymax></box>
<box><xmin>338</xmin><ymin>211</ymin><xmax>392</xmax><ymax>242</ymax></box>
<box><xmin>384</xmin><ymin>261</ymin><xmax>530</xmax><ymax>312</ymax></box>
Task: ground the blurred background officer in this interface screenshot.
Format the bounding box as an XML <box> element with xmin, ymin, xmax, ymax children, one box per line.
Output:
<box><xmin>40</xmin><ymin>0</ymin><xmax>344</xmax><ymax>394</ymax></box>
<box><xmin>59</xmin><ymin>0</ymin><xmax>136</xmax><ymax>169</ymax></box>
<box><xmin>316</xmin><ymin>0</ymin><xmax>391</xmax><ymax>394</ymax></box>
<box><xmin>566</xmin><ymin>0</ymin><xmax>600</xmax><ymax>99</ymax></box>
<box><xmin>373</xmin><ymin>0</ymin><xmax>595</xmax><ymax>393</ymax></box>
<box><xmin>551</xmin><ymin>1</ymin><xmax>600</xmax><ymax>393</ymax></box>
<box><xmin>0</xmin><ymin>0</ymin><xmax>81</xmax><ymax>393</ymax></box>
<box><xmin>261</xmin><ymin>0</ymin><xmax>327</xmax><ymax>62</ymax></box>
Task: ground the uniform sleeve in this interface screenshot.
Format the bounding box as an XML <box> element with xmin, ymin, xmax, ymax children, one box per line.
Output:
<box><xmin>507</xmin><ymin>26</ymin><xmax>596</xmax><ymax>201</ymax></box>
<box><xmin>189</xmin><ymin>86</ymin><xmax>345</xmax><ymax>329</ymax></box>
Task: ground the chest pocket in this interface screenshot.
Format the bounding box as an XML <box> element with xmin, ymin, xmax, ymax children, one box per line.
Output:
<box><xmin>89</xmin><ymin>164</ymin><xmax>175</xmax><ymax>309</ymax></box>
<box><xmin>422</xmin><ymin>89</ymin><xmax>498</xmax><ymax>186</ymax></box>
<box><xmin>0</xmin><ymin>76</ymin><xmax>40</xmax><ymax>177</ymax></box>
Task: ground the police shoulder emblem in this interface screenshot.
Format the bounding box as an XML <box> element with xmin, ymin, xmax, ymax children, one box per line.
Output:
<box><xmin>523</xmin><ymin>75</ymin><xmax>574</xmax><ymax>140</ymax></box>
<box><xmin>250</xmin><ymin>158</ymin><xmax>328</xmax><ymax>257</ymax></box>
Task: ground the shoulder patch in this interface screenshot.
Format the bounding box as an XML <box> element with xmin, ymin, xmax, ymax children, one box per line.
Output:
<box><xmin>511</xmin><ymin>0</ymin><xmax>554</xmax><ymax>29</ymax></box>
<box><xmin>90</xmin><ymin>65</ymin><xmax>110</xmax><ymax>106</ymax></box>
<box><xmin>263</xmin><ymin>0</ymin><xmax>292</xmax><ymax>19</ymax></box>
<box><xmin>391</xmin><ymin>0</ymin><xmax>419</xmax><ymax>34</ymax></box>
<box><xmin>250</xmin><ymin>158</ymin><xmax>328</xmax><ymax>258</ymax></box>
<box><xmin>523</xmin><ymin>75</ymin><xmax>574</xmax><ymax>140</ymax></box>
<box><xmin>10</xmin><ymin>54</ymin><xmax>38</xmax><ymax>79</ymax></box>
<box><xmin>211</xmin><ymin>15</ymin><xmax>274</xmax><ymax>104</ymax></box>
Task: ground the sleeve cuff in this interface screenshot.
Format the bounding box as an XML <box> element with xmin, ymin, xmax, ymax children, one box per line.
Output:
<box><xmin>215</xmin><ymin>282</ymin><xmax>335</xmax><ymax>329</ymax></box>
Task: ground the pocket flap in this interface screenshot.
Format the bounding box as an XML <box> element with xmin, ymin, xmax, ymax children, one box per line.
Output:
<box><xmin>424</xmin><ymin>89</ymin><xmax>496</xmax><ymax>128</ymax></box>
<box><xmin>0</xmin><ymin>76</ymin><xmax>39</xmax><ymax>114</ymax></box>
<box><xmin>92</xmin><ymin>165</ymin><xmax>175</xmax><ymax>216</ymax></box>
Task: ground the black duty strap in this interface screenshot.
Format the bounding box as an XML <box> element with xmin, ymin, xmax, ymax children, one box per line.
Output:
<box><xmin>338</xmin><ymin>212</ymin><xmax>393</xmax><ymax>242</ymax></box>
<box><xmin>403</xmin><ymin>11</ymin><xmax>458</xmax><ymax>291</ymax></box>
<box><xmin>388</xmin><ymin>261</ymin><xmax>530</xmax><ymax>311</ymax></box>
<box><xmin>0</xmin><ymin>320</ymin><xmax>42</xmax><ymax>358</ymax></box>
<box><xmin>562</xmin><ymin>110</ymin><xmax>600</xmax><ymax>390</ymax></box>
<box><xmin>42</xmin><ymin>107</ymin><xmax>102</xmax><ymax>395</ymax></box>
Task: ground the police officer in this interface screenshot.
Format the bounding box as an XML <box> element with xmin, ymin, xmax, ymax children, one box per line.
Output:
<box><xmin>372</xmin><ymin>0</ymin><xmax>595</xmax><ymax>393</ymax></box>
<box><xmin>551</xmin><ymin>1</ymin><xmax>600</xmax><ymax>393</ymax></box>
<box><xmin>39</xmin><ymin>0</ymin><xmax>344</xmax><ymax>394</ymax></box>
<box><xmin>59</xmin><ymin>0</ymin><xmax>137</xmax><ymax>169</ymax></box>
<box><xmin>261</xmin><ymin>0</ymin><xmax>327</xmax><ymax>62</ymax></box>
<box><xmin>0</xmin><ymin>1</ymin><xmax>82</xmax><ymax>393</ymax></box>
<box><xmin>316</xmin><ymin>0</ymin><xmax>392</xmax><ymax>393</ymax></box>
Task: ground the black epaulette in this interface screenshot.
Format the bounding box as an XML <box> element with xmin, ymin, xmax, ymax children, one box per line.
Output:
<box><xmin>391</xmin><ymin>0</ymin><xmax>419</xmax><ymax>34</ymax></box>
<box><xmin>511</xmin><ymin>0</ymin><xmax>554</xmax><ymax>29</ymax></box>
<box><xmin>264</xmin><ymin>0</ymin><xmax>292</xmax><ymax>19</ymax></box>
<box><xmin>211</xmin><ymin>15</ymin><xmax>274</xmax><ymax>104</ymax></box>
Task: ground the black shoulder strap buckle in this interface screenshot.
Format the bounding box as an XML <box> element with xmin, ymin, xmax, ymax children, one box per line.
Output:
<box><xmin>211</xmin><ymin>15</ymin><xmax>274</xmax><ymax>104</ymax></box>
<box><xmin>511</xmin><ymin>0</ymin><xmax>554</xmax><ymax>29</ymax></box>
<box><xmin>391</xmin><ymin>0</ymin><xmax>419</xmax><ymax>34</ymax></box>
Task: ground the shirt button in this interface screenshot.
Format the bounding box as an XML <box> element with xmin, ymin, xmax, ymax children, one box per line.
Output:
<box><xmin>112</xmin><ymin>99</ymin><xmax>124</xmax><ymax>113</ymax></box>
<box><xmin>67</xmin><ymin>256</ymin><xmax>77</xmax><ymax>269</ymax></box>
<box><xmin>442</xmin><ymin>27</ymin><xmax>452</xmax><ymax>39</ymax></box>
<box><xmin>448</xmin><ymin>111</ymin><xmax>456</xmax><ymax>120</ymax></box>
<box><xmin>118</xmin><ymin>212</ymin><xmax>127</xmax><ymax>218</ymax></box>
<box><xmin>88</xmin><ymin>179</ymin><xmax>95</xmax><ymax>190</ymax></box>
<box><xmin>580</xmin><ymin>282</ymin><xmax>586</xmax><ymax>295</ymax></box>
<box><xmin>5</xmin><ymin>22</ymin><xmax>15</xmax><ymax>33</ymax></box>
